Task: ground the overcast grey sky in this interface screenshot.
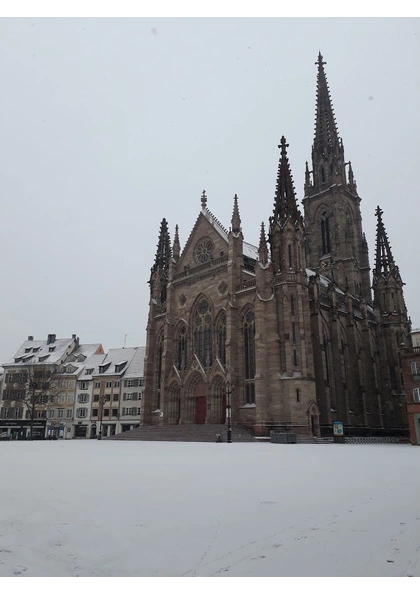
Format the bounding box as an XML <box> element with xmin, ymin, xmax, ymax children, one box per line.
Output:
<box><xmin>0</xmin><ymin>18</ymin><xmax>419</xmax><ymax>363</ymax></box>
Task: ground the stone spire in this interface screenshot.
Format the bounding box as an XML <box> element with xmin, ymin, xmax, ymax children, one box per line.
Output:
<box><xmin>374</xmin><ymin>206</ymin><xmax>397</xmax><ymax>279</ymax></box>
<box><xmin>150</xmin><ymin>218</ymin><xmax>172</xmax><ymax>279</ymax></box>
<box><xmin>172</xmin><ymin>224</ymin><xmax>180</xmax><ymax>261</ymax></box>
<box><xmin>308</xmin><ymin>52</ymin><xmax>348</xmax><ymax>194</ymax></box>
<box><xmin>272</xmin><ymin>136</ymin><xmax>302</xmax><ymax>227</ymax></box>
<box><xmin>231</xmin><ymin>193</ymin><xmax>242</xmax><ymax>235</ymax></box>
<box><xmin>258</xmin><ymin>222</ymin><xmax>269</xmax><ymax>267</ymax></box>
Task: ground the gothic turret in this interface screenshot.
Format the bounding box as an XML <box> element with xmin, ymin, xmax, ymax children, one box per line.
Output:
<box><xmin>269</xmin><ymin>137</ymin><xmax>305</xmax><ymax>272</ymax></box>
<box><xmin>373</xmin><ymin>206</ymin><xmax>410</xmax><ymax>423</ymax></box>
<box><xmin>149</xmin><ymin>218</ymin><xmax>172</xmax><ymax>305</ymax></box>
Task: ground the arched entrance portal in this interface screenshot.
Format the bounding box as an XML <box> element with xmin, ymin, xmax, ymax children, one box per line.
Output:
<box><xmin>195</xmin><ymin>379</ymin><xmax>207</xmax><ymax>424</ymax></box>
<box><xmin>307</xmin><ymin>402</ymin><xmax>321</xmax><ymax>437</ymax></box>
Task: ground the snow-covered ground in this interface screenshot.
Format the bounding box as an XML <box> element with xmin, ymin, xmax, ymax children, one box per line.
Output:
<box><xmin>0</xmin><ymin>441</ymin><xmax>419</xmax><ymax>577</ymax></box>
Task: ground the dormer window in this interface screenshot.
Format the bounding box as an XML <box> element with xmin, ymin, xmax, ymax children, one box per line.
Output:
<box><xmin>25</xmin><ymin>348</ymin><xmax>32</xmax><ymax>353</ymax></box>
<box><xmin>98</xmin><ymin>363</ymin><xmax>111</xmax><ymax>374</ymax></box>
<box><xmin>33</xmin><ymin>347</ymin><xmax>40</xmax><ymax>353</ymax></box>
<box><xmin>114</xmin><ymin>361</ymin><xmax>127</xmax><ymax>373</ymax></box>
<box><xmin>78</xmin><ymin>355</ymin><xmax>86</xmax><ymax>362</ymax></box>
<box><xmin>49</xmin><ymin>347</ymin><xmax>55</xmax><ymax>352</ymax></box>
<box><xmin>85</xmin><ymin>368</ymin><xmax>94</xmax><ymax>375</ymax></box>
<box><xmin>39</xmin><ymin>355</ymin><xmax>50</xmax><ymax>362</ymax></box>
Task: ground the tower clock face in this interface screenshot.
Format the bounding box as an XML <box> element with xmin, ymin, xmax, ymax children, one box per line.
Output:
<box><xmin>195</xmin><ymin>238</ymin><xmax>213</xmax><ymax>264</ymax></box>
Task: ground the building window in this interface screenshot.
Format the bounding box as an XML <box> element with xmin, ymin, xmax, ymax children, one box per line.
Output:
<box><xmin>288</xmin><ymin>244</ymin><xmax>292</xmax><ymax>269</ymax></box>
<box><xmin>296</xmin><ymin>389</ymin><xmax>300</xmax><ymax>403</ymax></box>
<box><xmin>103</xmin><ymin>409</ymin><xmax>109</xmax><ymax>418</ymax></box>
<box><xmin>112</xmin><ymin>394</ymin><xmax>119</xmax><ymax>402</ymax></box>
<box><xmin>114</xmin><ymin>381</ymin><xmax>120</xmax><ymax>388</ymax></box>
<box><xmin>48</xmin><ymin>409</ymin><xmax>55</xmax><ymax>418</ymax></box>
<box><xmin>58</xmin><ymin>394</ymin><xmax>66</xmax><ymax>404</ymax></box>
<box><xmin>290</xmin><ymin>295</ymin><xmax>295</xmax><ymax>315</ymax></box>
<box><xmin>79</xmin><ymin>382</ymin><xmax>88</xmax><ymax>390</ymax></box>
<box><xmin>413</xmin><ymin>388</ymin><xmax>420</xmax><ymax>403</ymax></box>
<box><xmin>244</xmin><ymin>310</ymin><xmax>256</xmax><ymax>404</ymax></box>
<box><xmin>94</xmin><ymin>395</ymin><xmax>99</xmax><ymax>402</ymax></box>
<box><xmin>126</xmin><ymin>379</ymin><xmax>134</xmax><ymax>387</ymax></box>
<box><xmin>77</xmin><ymin>408</ymin><xmax>87</xmax><ymax>418</ymax></box>
<box><xmin>217</xmin><ymin>312</ymin><xmax>227</xmax><ymax>366</ymax></box>
<box><xmin>194</xmin><ymin>298</ymin><xmax>212</xmax><ymax>369</ymax></box>
<box><xmin>112</xmin><ymin>408</ymin><xmax>118</xmax><ymax>417</ymax></box>
<box><xmin>94</xmin><ymin>382</ymin><xmax>100</xmax><ymax>389</ymax></box>
<box><xmin>292</xmin><ymin>322</ymin><xmax>296</xmax><ymax>343</ymax></box>
<box><xmin>67</xmin><ymin>394</ymin><xmax>74</xmax><ymax>403</ymax></box>
<box><xmin>85</xmin><ymin>369</ymin><xmax>93</xmax><ymax>375</ymax></box>
<box><xmin>411</xmin><ymin>361</ymin><xmax>420</xmax><ymax>380</ymax></box>
<box><xmin>57</xmin><ymin>409</ymin><xmax>64</xmax><ymax>418</ymax></box>
<box><xmin>66</xmin><ymin>409</ymin><xmax>73</xmax><ymax>418</ymax></box>
<box><xmin>92</xmin><ymin>408</ymin><xmax>98</xmax><ymax>417</ymax></box>
<box><xmin>106</xmin><ymin>381</ymin><xmax>112</xmax><ymax>388</ymax></box>
<box><xmin>293</xmin><ymin>349</ymin><xmax>298</xmax><ymax>367</ymax></box>
<box><xmin>78</xmin><ymin>394</ymin><xmax>89</xmax><ymax>403</ymax></box>
<box><xmin>176</xmin><ymin>325</ymin><xmax>188</xmax><ymax>371</ymax></box>
<box><xmin>321</xmin><ymin>213</ymin><xmax>332</xmax><ymax>255</ymax></box>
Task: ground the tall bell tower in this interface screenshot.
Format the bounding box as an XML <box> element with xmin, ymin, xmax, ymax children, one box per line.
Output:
<box><xmin>303</xmin><ymin>53</ymin><xmax>371</xmax><ymax>303</ymax></box>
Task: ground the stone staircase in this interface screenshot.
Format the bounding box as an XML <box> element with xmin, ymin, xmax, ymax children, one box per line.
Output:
<box><xmin>108</xmin><ymin>423</ymin><xmax>255</xmax><ymax>443</ymax></box>
<box><xmin>296</xmin><ymin>435</ymin><xmax>334</xmax><ymax>444</ymax></box>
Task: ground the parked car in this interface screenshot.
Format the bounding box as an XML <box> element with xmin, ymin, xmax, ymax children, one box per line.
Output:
<box><xmin>0</xmin><ymin>431</ymin><xmax>11</xmax><ymax>441</ymax></box>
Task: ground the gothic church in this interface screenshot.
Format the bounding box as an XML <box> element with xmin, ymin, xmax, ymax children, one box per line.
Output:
<box><xmin>142</xmin><ymin>53</ymin><xmax>411</xmax><ymax>437</ymax></box>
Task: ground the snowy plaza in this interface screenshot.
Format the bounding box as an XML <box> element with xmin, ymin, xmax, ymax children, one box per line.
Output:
<box><xmin>0</xmin><ymin>440</ymin><xmax>419</xmax><ymax>577</ymax></box>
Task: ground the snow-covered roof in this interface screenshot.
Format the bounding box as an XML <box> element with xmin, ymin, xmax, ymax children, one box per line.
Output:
<box><xmin>243</xmin><ymin>242</ymin><xmax>258</xmax><ymax>260</ymax></box>
<box><xmin>78</xmin><ymin>354</ymin><xmax>107</xmax><ymax>379</ymax></box>
<box><xmin>124</xmin><ymin>347</ymin><xmax>146</xmax><ymax>379</ymax></box>
<box><xmin>5</xmin><ymin>337</ymin><xmax>77</xmax><ymax>367</ymax></box>
<box><xmin>93</xmin><ymin>347</ymin><xmax>145</xmax><ymax>378</ymax></box>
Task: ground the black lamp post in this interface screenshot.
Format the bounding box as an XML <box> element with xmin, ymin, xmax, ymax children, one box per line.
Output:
<box><xmin>224</xmin><ymin>380</ymin><xmax>234</xmax><ymax>443</ymax></box>
<box><xmin>97</xmin><ymin>394</ymin><xmax>106</xmax><ymax>440</ymax></box>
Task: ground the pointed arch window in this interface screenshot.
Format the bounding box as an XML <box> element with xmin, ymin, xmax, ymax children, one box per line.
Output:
<box><xmin>244</xmin><ymin>310</ymin><xmax>256</xmax><ymax>404</ymax></box>
<box><xmin>155</xmin><ymin>334</ymin><xmax>164</xmax><ymax>410</ymax></box>
<box><xmin>176</xmin><ymin>325</ymin><xmax>188</xmax><ymax>371</ymax></box>
<box><xmin>217</xmin><ymin>312</ymin><xmax>227</xmax><ymax>366</ymax></box>
<box><xmin>321</xmin><ymin>212</ymin><xmax>331</xmax><ymax>255</ymax></box>
<box><xmin>194</xmin><ymin>299</ymin><xmax>212</xmax><ymax>369</ymax></box>
<box><xmin>322</xmin><ymin>332</ymin><xmax>330</xmax><ymax>385</ymax></box>
<box><xmin>340</xmin><ymin>338</ymin><xmax>348</xmax><ymax>386</ymax></box>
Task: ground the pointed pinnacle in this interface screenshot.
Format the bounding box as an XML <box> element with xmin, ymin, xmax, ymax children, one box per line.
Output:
<box><xmin>258</xmin><ymin>221</ymin><xmax>268</xmax><ymax>266</ymax></box>
<box><xmin>231</xmin><ymin>193</ymin><xmax>242</xmax><ymax>235</ymax></box>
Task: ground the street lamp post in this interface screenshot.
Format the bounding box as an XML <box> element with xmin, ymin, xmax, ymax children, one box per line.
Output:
<box><xmin>97</xmin><ymin>394</ymin><xmax>106</xmax><ymax>440</ymax></box>
<box><xmin>224</xmin><ymin>380</ymin><xmax>234</xmax><ymax>443</ymax></box>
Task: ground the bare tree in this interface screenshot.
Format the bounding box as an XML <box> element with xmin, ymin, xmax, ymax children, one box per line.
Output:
<box><xmin>14</xmin><ymin>366</ymin><xmax>60</xmax><ymax>440</ymax></box>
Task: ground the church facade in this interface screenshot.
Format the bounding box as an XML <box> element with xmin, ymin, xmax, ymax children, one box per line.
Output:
<box><xmin>141</xmin><ymin>54</ymin><xmax>411</xmax><ymax>437</ymax></box>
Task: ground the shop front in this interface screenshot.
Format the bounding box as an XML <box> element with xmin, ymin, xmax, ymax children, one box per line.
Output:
<box><xmin>46</xmin><ymin>422</ymin><xmax>65</xmax><ymax>439</ymax></box>
<box><xmin>0</xmin><ymin>419</ymin><xmax>47</xmax><ymax>440</ymax></box>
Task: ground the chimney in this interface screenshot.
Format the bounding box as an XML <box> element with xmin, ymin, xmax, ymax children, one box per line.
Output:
<box><xmin>72</xmin><ymin>334</ymin><xmax>76</xmax><ymax>340</ymax></box>
<box><xmin>28</xmin><ymin>336</ymin><xmax>34</xmax><ymax>341</ymax></box>
<box><xmin>47</xmin><ymin>334</ymin><xmax>56</xmax><ymax>345</ymax></box>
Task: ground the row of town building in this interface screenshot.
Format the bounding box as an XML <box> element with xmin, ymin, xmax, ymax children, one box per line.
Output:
<box><xmin>0</xmin><ymin>334</ymin><xmax>145</xmax><ymax>439</ymax></box>
<box><xmin>0</xmin><ymin>328</ymin><xmax>419</xmax><ymax>444</ymax></box>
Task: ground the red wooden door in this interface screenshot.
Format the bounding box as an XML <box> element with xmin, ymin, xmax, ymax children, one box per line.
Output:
<box><xmin>195</xmin><ymin>396</ymin><xmax>206</xmax><ymax>424</ymax></box>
